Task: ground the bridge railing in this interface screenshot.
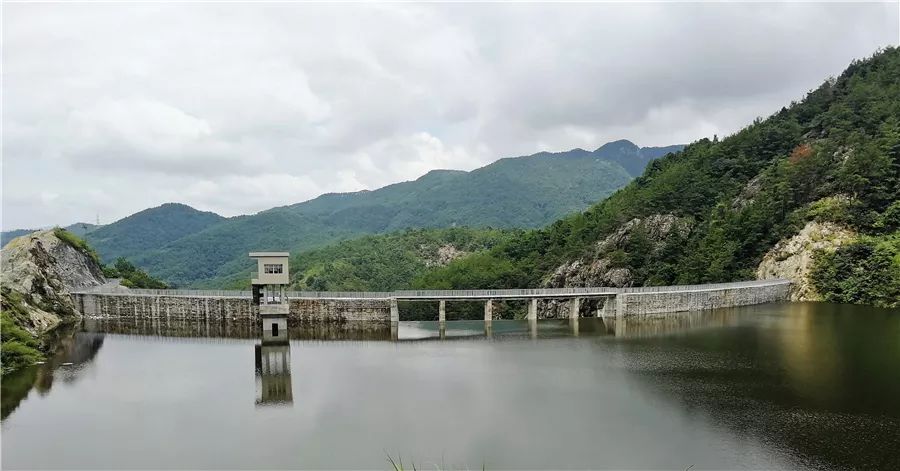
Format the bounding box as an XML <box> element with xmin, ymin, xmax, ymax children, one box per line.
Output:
<box><xmin>74</xmin><ymin>287</ymin><xmax>252</xmax><ymax>297</ymax></box>
<box><xmin>287</xmin><ymin>290</ymin><xmax>394</xmax><ymax>299</ymax></box>
<box><xmin>72</xmin><ymin>279</ymin><xmax>790</xmax><ymax>299</ymax></box>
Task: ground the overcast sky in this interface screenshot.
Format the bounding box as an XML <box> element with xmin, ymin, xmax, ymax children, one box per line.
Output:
<box><xmin>2</xmin><ymin>2</ymin><xmax>898</xmax><ymax>230</ymax></box>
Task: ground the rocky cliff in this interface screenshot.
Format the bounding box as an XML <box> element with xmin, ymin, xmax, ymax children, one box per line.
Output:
<box><xmin>546</xmin><ymin>213</ymin><xmax>694</xmax><ymax>288</ymax></box>
<box><xmin>1</xmin><ymin>229</ymin><xmax>106</xmax><ymax>334</ymax></box>
<box><xmin>756</xmin><ymin>221</ymin><xmax>856</xmax><ymax>301</ymax></box>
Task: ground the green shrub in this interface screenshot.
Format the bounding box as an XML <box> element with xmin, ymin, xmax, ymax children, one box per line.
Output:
<box><xmin>806</xmin><ymin>196</ymin><xmax>853</xmax><ymax>225</ymax></box>
<box><xmin>1</xmin><ymin>340</ymin><xmax>44</xmax><ymax>376</ymax></box>
<box><xmin>0</xmin><ymin>311</ymin><xmax>44</xmax><ymax>376</ymax></box>
<box><xmin>811</xmin><ymin>236</ymin><xmax>900</xmax><ymax>308</ymax></box>
<box><xmin>876</xmin><ymin>201</ymin><xmax>900</xmax><ymax>233</ymax></box>
<box><xmin>103</xmin><ymin>257</ymin><xmax>168</xmax><ymax>289</ymax></box>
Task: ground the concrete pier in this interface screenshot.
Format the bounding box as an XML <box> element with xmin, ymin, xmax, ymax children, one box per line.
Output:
<box><xmin>484</xmin><ymin>299</ymin><xmax>493</xmax><ymax>321</ymax></box>
<box><xmin>439</xmin><ymin>300</ymin><xmax>446</xmax><ymax>322</ymax></box>
<box><xmin>390</xmin><ymin>298</ymin><xmax>399</xmax><ymax>322</ymax></box>
<box><xmin>528</xmin><ymin>298</ymin><xmax>538</xmax><ymax>320</ymax></box>
<box><xmin>570</xmin><ymin>297</ymin><xmax>581</xmax><ymax>319</ymax></box>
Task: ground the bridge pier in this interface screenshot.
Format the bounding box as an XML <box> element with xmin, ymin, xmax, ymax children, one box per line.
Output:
<box><xmin>390</xmin><ymin>298</ymin><xmax>399</xmax><ymax>322</ymax></box>
<box><xmin>570</xmin><ymin>297</ymin><xmax>581</xmax><ymax>319</ymax></box>
<box><xmin>484</xmin><ymin>299</ymin><xmax>493</xmax><ymax>321</ymax></box>
<box><xmin>439</xmin><ymin>300</ymin><xmax>446</xmax><ymax>322</ymax></box>
<box><xmin>616</xmin><ymin>293</ymin><xmax>627</xmax><ymax>319</ymax></box>
<box><xmin>527</xmin><ymin>298</ymin><xmax>538</xmax><ymax>320</ymax></box>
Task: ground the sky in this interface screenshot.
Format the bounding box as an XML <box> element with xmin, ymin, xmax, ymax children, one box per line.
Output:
<box><xmin>2</xmin><ymin>2</ymin><xmax>898</xmax><ymax>230</ymax></box>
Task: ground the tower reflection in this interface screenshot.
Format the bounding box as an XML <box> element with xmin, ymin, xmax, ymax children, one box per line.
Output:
<box><xmin>254</xmin><ymin>319</ymin><xmax>293</xmax><ymax>406</ymax></box>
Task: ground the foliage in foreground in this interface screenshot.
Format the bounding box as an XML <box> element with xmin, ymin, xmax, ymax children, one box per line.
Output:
<box><xmin>811</xmin><ymin>234</ymin><xmax>900</xmax><ymax>308</ymax></box>
<box><xmin>0</xmin><ymin>294</ymin><xmax>44</xmax><ymax>376</ymax></box>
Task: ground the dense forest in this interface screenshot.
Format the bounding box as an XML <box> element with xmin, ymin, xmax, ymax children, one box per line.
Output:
<box><xmin>288</xmin><ymin>227</ymin><xmax>518</xmax><ymax>292</ymax></box>
<box><xmin>414</xmin><ymin>48</ymin><xmax>900</xmax><ymax>308</ymax></box>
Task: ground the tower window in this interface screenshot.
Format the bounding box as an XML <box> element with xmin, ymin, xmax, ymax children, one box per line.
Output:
<box><xmin>264</xmin><ymin>264</ymin><xmax>283</xmax><ymax>274</ymax></box>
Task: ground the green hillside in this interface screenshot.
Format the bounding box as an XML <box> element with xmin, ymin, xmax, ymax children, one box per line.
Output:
<box><xmin>415</xmin><ymin>48</ymin><xmax>900</xmax><ymax>308</ymax></box>
<box><xmin>97</xmin><ymin>140</ymin><xmax>678</xmax><ymax>287</ymax></box>
<box><xmin>84</xmin><ymin>203</ymin><xmax>224</xmax><ymax>263</ymax></box>
<box><xmin>289</xmin><ymin>227</ymin><xmax>518</xmax><ymax>292</ymax></box>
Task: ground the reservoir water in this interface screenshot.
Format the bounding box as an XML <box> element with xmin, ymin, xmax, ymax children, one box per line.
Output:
<box><xmin>2</xmin><ymin>302</ymin><xmax>898</xmax><ymax>469</ymax></box>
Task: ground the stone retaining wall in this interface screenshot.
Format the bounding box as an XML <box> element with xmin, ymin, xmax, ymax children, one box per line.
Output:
<box><xmin>290</xmin><ymin>298</ymin><xmax>391</xmax><ymax>322</ymax></box>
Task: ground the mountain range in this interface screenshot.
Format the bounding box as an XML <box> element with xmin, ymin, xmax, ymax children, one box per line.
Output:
<box><xmin>3</xmin><ymin>140</ymin><xmax>681</xmax><ymax>287</ymax></box>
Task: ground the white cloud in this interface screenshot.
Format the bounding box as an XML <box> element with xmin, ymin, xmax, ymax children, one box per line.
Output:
<box><xmin>2</xmin><ymin>2</ymin><xmax>897</xmax><ymax>228</ymax></box>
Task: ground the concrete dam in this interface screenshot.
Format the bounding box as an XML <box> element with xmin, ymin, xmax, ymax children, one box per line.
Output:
<box><xmin>72</xmin><ymin>279</ymin><xmax>792</xmax><ymax>323</ymax></box>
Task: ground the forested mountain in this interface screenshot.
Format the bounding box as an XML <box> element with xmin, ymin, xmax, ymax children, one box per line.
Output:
<box><xmin>84</xmin><ymin>203</ymin><xmax>225</xmax><ymax>263</ymax></box>
<box><xmin>78</xmin><ymin>140</ymin><xmax>677</xmax><ymax>287</ymax></box>
<box><xmin>284</xmin><ymin>141</ymin><xmax>681</xmax><ymax>231</ymax></box>
<box><xmin>414</xmin><ymin>47</ymin><xmax>900</xmax><ymax>308</ymax></box>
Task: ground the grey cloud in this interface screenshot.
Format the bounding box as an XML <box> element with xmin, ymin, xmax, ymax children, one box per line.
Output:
<box><xmin>2</xmin><ymin>3</ymin><xmax>897</xmax><ymax>229</ymax></box>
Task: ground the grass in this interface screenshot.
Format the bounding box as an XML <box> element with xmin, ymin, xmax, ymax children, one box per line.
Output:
<box><xmin>53</xmin><ymin>227</ymin><xmax>101</xmax><ymax>265</ymax></box>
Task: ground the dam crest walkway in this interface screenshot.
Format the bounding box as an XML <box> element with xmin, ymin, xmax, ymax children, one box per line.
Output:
<box><xmin>72</xmin><ymin>279</ymin><xmax>792</xmax><ymax>321</ymax></box>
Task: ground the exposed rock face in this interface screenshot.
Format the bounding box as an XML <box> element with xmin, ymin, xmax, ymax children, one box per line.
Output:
<box><xmin>1</xmin><ymin>230</ymin><xmax>105</xmax><ymax>334</ymax></box>
<box><xmin>756</xmin><ymin>221</ymin><xmax>856</xmax><ymax>301</ymax></box>
<box><xmin>425</xmin><ymin>244</ymin><xmax>467</xmax><ymax>267</ymax></box>
<box><xmin>731</xmin><ymin>174</ymin><xmax>764</xmax><ymax>211</ymax></box>
<box><xmin>546</xmin><ymin>213</ymin><xmax>692</xmax><ymax>289</ymax></box>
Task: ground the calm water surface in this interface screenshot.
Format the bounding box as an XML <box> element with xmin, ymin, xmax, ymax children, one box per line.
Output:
<box><xmin>2</xmin><ymin>302</ymin><xmax>899</xmax><ymax>469</ymax></box>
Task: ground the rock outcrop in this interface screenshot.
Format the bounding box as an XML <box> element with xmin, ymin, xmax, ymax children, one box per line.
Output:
<box><xmin>424</xmin><ymin>244</ymin><xmax>467</xmax><ymax>267</ymax></box>
<box><xmin>756</xmin><ymin>221</ymin><xmax>856</xmax><ymax>301</ymax></box>
<box><xmin>546</xmin><ymin>213</ymin><xmax>693</xmax><ymax>288</ymax></box>
<box><xmin>1</xmin><ymin>229</ymin><xmax>105</xmax><ymax>334</ymax></box>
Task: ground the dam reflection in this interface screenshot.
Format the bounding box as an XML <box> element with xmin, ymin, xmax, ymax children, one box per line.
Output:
<box><xmin>255</xmin><ymin>324</ymin><xmax>293</xmax><ymax>406</ymax></box>
<box><xmin>80</xmin><ymin>309</ymin><xmax>758</xmax><ymax>342</ymax></box>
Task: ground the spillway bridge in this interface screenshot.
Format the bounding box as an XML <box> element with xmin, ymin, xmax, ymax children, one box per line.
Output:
<box><xmin>72</xmin><ymin>279</ymin><xmax>792</xmax><ymax>322</ymax></box>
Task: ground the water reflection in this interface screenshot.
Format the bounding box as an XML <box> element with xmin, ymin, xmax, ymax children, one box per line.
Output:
<box><xmin>1</xmin><ymin>327</ymin><xmax>106</xmax><ymax>420</ymax></box>
<box><xmin>255</xmin><ymin>322</ymin><xmax>293</xmax><ymax>406</ymax></box>
<box><xmin>77</xmin><ymin>311</ymin><xmax>751</xmax><ymax>343</ymax></box>
<box><xmin>613</xmin><ymin>303</ymin><xmax>900</xmax><ymax>470</ymax></box>
<box><xmin>4</xmin><ymin>304</ymin><xmax>898</xmax><ymax>469</ymax></box>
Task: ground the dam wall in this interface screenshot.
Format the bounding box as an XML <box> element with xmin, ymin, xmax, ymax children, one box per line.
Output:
<box><xmin>74</xmin><ymin>293</ymin><xmax>392</xmax><ymax>322</ymax></box>
<box><xmin>72</xmin><ymin>279</ymin><xmax>791</xmax><ymax>321</ymax></box>
<box><xmin>613</xmin><ymin>281</ymin><xmax>792</xmax><ymax>317</ymax></box>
